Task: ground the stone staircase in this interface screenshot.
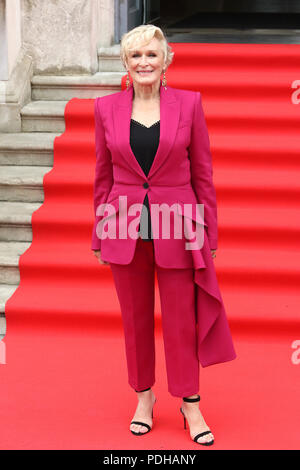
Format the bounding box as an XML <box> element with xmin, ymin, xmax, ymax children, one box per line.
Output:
<box><xmin>0</xmin><ymin>44</ymin><xmax>124</xmax><ymax>339</ymax></box>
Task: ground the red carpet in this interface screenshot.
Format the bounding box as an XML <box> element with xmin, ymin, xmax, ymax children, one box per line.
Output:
<box><xmin>1</xmin><ymin>43</ymin><xmax>300</xmax><ymax>449</ymax></box>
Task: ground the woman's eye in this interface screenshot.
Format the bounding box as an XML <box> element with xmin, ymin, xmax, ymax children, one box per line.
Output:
<box><xmin>132</xmin><ymin>54</ymin><xmax>156</xmax><ymax>57</ymax></box>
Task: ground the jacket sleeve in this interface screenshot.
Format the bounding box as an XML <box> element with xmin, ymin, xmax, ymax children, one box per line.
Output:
<box><xmin>91</xmin><ymin>97</ymin><xmax>114</xmax><ymax>251</ymax></box>
<box><xmin>188</xmin><ymin>91</ymin><xmax>218</xmax><ymax>250</ymax></box>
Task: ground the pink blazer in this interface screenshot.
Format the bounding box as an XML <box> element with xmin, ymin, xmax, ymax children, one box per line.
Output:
<box><xmin>91</xmin><ymin>84</ymin><xmax>218</xmax><ymax>268</ymax></box>
<box><xmin>91</xmin><ymin>83</ymin><xmax>237</xmax><ymax>367</ymax></box>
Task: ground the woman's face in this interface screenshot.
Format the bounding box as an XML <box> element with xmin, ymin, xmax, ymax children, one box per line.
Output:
<box><xmin>126</xmin><ymin>37</ymin><xmax>166</xmax><ymax>88</ymax></box>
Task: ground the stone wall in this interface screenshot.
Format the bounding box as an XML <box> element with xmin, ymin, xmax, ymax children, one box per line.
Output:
<box><xmin>21</xmin><ymin>0</ymin><xmax>114</xmax><ymax>75</ymax></box>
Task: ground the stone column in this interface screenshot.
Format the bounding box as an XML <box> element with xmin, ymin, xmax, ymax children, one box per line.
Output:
<box><xmin>0</xmin><ymin>0</ymin><xmax>22</xmax><ymax>80</ymax></box>
<box><xmin>0</xmin><ymin>0</ymin><xmax>116</xmax><ymax>130</ymax></box>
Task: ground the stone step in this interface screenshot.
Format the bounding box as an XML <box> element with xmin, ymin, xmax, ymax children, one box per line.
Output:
<box><xmin>0</xmin><ymin>284</ymin><xmax>17</xmax><ymax>313</ymax></box>
<box><xmin>0</xmin><ymin>165</ymin><xmax>52</xmax><ymax>202</ymax></box>
<box><xmin>31</xmin><ymin>72</ymin><xmax>123</xmax><ymax>101</ymax></box>
<box><xmin>0</xmin><ymin>283</ymin><xmax>19</xmax><ymax>338</ymax></box>
<box><xmin>0</xmin><ymin>132</ymin><xmax>59</xmax><ymax>166</ymax></box>
<box><xmin>0</xmin><ymin>314</ymin><xmax>6</xmax><ymax>339</ymax></box>
<box><xmin>0</xmin><ymin>241</ymin><xmax>31</xmax><ymax>285</ymax></box>
<box><xmin>21</xmin><ymin>101</ymin><xmax>68</xmax><ymax>133</ymax></box>
<box><xmin>0</xmin><ymin>201</ymin><xmax>42</xmax><ymax>241</ymax></box>
<box><xmin>98</xmin><ymin>45</ymin><xmax>124</xmax><ymax>72</ymax></box>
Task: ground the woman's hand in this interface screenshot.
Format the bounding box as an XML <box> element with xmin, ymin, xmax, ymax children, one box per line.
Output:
<box><xmin>211</xmin><ymin>249</ymin><xmax>217</xmax><ymax>259</ymax></box>
<box><xmin>93</xmin><ymin>250</ymin><xmax>110</xmax><ymax>265</ymax></box>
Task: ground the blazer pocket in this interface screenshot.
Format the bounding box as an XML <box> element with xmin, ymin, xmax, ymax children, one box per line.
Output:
<box><xmin>178</xmin><ymin>119</ymin><xmax>192</xmax><ymax>129</ymax></box>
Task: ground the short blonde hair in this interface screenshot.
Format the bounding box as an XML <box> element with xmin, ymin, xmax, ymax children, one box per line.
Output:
<box><xmin>120</xmin><ymin>24</ymin><xmax>174</xmax><ymax>71</ymax></box>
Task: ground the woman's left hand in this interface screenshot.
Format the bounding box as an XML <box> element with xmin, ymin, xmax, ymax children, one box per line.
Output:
<box><xmin>211</xmin><ymin>249</ymin><xmax>217</xmax><ymax>259</ymax></box>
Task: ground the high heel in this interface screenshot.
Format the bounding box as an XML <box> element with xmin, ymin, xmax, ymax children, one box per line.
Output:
<box><xmin>130</xmin><ymin>387</ymin><xmax>156</xmax><ymax>436</ymax></box>
<box><xmin>180</xmin><ymin>395</ymin><xmax>214</xmax><ymax>446</ymax></box>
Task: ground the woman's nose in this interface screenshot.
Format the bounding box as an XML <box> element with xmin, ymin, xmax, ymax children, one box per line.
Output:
<box><xmin>140</xmin><ymin>55</ymin><xmax>148</xmax><ymax>65</ymax></box>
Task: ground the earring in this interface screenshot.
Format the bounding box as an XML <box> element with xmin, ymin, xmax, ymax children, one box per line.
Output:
<box><xmin>162</xmin><ymin>70</ymin><xmax>167</xmax><ymax>90</ymax></box>
<box><xmin>126</xmin><ymin>71</ymin><xmax>130</xmax><ymax>90</ymax></box>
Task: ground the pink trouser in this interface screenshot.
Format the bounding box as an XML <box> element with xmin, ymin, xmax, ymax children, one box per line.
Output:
<box><xmin>109</xmin><ymin>236</ymin><xmax>199</xmax><ymax>398</ymax></box>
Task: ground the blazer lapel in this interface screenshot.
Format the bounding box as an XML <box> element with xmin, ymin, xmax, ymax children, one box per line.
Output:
<box><xmin>113</xmin><ymin>83</ymin><xmax>180</xmax><ymax>180</ymax></box>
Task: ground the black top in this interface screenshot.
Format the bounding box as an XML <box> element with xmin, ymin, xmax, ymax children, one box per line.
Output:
<box><xmin>130</xmin><ymin>118</ymin><xmax>160</xmax><ymax>241</ymax></box>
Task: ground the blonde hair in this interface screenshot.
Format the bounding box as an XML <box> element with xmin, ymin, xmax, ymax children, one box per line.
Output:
<box><xmin>120</xmin><ymin>24</ymin><xmax>174</xmax><ymax>71</ymax></box>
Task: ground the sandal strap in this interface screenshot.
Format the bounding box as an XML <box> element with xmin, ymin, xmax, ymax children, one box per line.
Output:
<box><xmin>194</xmin><ymin>430</ymin><xmax>212</xmax><ymax>442</ymax></box>
<box><xmin>183</xmin><ymin>395</ymin><xmax>200</xmax><ymax>402</ymax></box>
<box><xmin>130</xmin><ymin>421</ymin><xmax>151</xmax><ymax>431</ymax></box>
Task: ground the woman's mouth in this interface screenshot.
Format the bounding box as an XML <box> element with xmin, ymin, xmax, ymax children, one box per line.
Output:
<box><xmin>137</xmin><ymin>71</ymin><xmax>153</xmax><ymax>75</ymax></box>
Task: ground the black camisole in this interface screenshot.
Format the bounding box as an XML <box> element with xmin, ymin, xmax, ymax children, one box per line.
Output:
<box><xmin>130</xmin><ymin>118</ymin><xmax>160</xmax><ymax>241</ymax></box>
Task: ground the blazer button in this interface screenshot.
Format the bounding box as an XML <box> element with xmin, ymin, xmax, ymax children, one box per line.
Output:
<box><xmin>143</xmin><ymin>182</ymin><xmax>149</xmax><ymax>189</ymax></box>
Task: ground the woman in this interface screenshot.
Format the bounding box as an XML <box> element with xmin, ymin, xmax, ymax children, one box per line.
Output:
<box><xmin>91</xmin><ymin>25</ymin><xmax>236</xmax><ymax>446</ymax></box>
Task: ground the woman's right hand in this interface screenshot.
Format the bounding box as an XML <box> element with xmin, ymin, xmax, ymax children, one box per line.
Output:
<box><xmin>93</xmin><ymin>250</ymin><xmax>110</xmax><ymax>265</ymax></box>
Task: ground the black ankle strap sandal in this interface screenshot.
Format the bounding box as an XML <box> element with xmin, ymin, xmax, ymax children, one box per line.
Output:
<box><xmin>130</xmin><ymin>388</ymin><xmax>156</xmax><ymax>436</ymax></box>
<box><xmin>180</xmin><ymin>395</ymin><xmax>214</xmax><ymax>446</ymax></box>
<box><xmin>183</xmin><ymin>395</ymin><xmax>200</xmax><ymax>402</ymax></box>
